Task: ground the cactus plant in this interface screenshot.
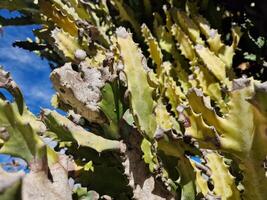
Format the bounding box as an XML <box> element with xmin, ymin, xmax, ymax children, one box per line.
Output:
<box><xmin>0</xmin><ymin>0</ymin><xmax>267</xmax><ymax>200</ymax></box>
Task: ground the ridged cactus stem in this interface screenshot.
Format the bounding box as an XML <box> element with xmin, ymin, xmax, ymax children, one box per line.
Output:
<box><xmin>241</xmin><ymin>158</ymin><xmax>267</xmax><ymax>200</ymax></box>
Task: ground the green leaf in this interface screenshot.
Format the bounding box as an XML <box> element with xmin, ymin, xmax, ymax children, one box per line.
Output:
<box><xmin>99</xmin><ymin>82</ymin><xmax>124</xmax><ymax>139</ymax></box>
<box><xmin>42</xmin><ymin>109</ymin><xmax>125</xmax><ymax>153</ymax></box>
<box><xmin>141</xmin><ymin>138</ymin><xmax>157</xmax><ymax>172</ymax></box>
<box><xmin>84</xmin><ymin>161</ymin><xmax>94</xmax><ymax>172</ymax></box>
<box><xmin>116</xmin><ymin>27</ymin><xmax>157</xmax><ymax>139</ymax></box>
<box><xmin>141</xmin><ymin>24</ymin><xmax>163</xmax><ymax>73</ymax></box>
<box><xmin>0</xmin><ymin>68</ymin><xmax>46</xmax><ymax>163</ymax></box>
<box><xmin>205</xmin><ymin>151</ymin><xmax>240</xmax><ymax>200</ymax></box>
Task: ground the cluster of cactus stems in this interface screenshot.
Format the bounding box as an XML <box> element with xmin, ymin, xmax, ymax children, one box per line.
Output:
<box><xmin>0</xmin><ymin>0</ymin><xmax>267</xmax><ymax>199</ymax></box>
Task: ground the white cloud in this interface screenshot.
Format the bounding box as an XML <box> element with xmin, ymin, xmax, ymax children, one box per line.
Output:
<box><xmin>0</xmin><ymin>47</ymin><xmax>31</xmax><ymax>62</ymax></box>
<box><xmin>0</xmin><ymin>47</ymin><xmax>48</xmax><ymax>71</ymax></box>
<box><xmin>0</xmin><ymin>24</ymin><xmax>54</xmax><ymax>113</ymax></box>
<box><xmin>27</xmin><ymin>85</ymin><xmax>53</xmax><ymax>102</ymax></box>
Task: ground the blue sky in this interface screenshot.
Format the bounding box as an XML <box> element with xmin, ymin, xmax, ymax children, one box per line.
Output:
<box><xmin>0</xmin><ymin>9</ymin><xmax>54</xmax><ymax>114</ymax></box>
